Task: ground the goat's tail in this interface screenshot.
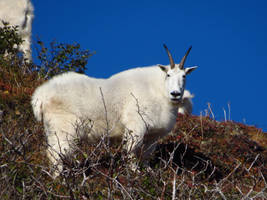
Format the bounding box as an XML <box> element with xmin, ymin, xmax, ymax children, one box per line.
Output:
<box><xmin>31</xmin><ymin>92</ymin><xmax>44</xmax><ymax>122</ymax></box>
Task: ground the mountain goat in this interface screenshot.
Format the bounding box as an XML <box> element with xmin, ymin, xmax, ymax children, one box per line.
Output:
<box><xmin>32</xmin><ymin>45</ymin><xmax>197</xmax><ymax>173</ymax></box>
<box><xmin>178</xmin><ymin>90</ymin><xmax>194</xmax><ymax>115</ymax></box>
<box><xmin>0</xmin><ymin>0</ymin><xmax>34</xmax><ymax>60</ymax></box>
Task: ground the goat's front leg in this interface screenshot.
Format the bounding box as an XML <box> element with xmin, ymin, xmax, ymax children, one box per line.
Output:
<box><xmin>121</xmin><ymin>113</ymin><xmax>148</xmax><ymax>171</ymax></box>
<box><xmin>123</xmin><ymin>126</ymin><xmax>145</xmax><ymax>154</ymax></box>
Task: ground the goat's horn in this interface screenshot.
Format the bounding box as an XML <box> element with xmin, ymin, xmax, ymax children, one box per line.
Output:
<box><xmin>163</xmin><ymin>44</ymin><xmax>175</xmax><ymax>69</ymax></box>
<box><xmin>179</xmin><ymin>46</ymin><xmax>192</xmax><ymax>70</ymax></box>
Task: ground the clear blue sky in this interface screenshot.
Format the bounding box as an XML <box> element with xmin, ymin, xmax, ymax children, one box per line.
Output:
<box><xmin>32</xmin><ymin>0</ymin><xmax>267</xmax><ymax>131</ymax></box>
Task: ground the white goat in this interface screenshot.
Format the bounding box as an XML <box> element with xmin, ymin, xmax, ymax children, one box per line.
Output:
<box><xmin>178</xmin><ymin>90</ymin><xmax>194</xmax><ymax>115</ymax></box>
<box><xmin>0</xmin><ymin>0</ymin><xmax>34</xmax><ymax>60</ymax></box>
<box><xmin>32</xmin><ymin>45</ymin><xmax>197</xmax><ymax>173</ymax></box>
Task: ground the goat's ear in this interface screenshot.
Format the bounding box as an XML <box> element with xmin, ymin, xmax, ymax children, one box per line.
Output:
<box><xmin>158</xmin><ymin>64</ymin><xmax>168</xmax><ymax>72</ymax></box>
<box><xmin>185</xmin><ymin>66</ymin><xmax>198</xmax><ymax>75</ymax></box>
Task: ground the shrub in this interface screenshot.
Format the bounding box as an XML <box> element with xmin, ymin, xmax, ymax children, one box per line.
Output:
<box><xmin>35</xmin><ymin>40</ymin><xmax>93</xmax><ymax>78</ymax></box>
<box><xmin>0</xmin><ymin>21</ymin><xmax>23</xmax><ymax>58</ymax></box>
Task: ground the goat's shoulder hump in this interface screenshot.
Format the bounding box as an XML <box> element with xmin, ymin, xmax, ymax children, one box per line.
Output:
<box><xmin>110</xmin><ymin>65</ymin><xmax>162</xmax><ymax>80</ymax></box>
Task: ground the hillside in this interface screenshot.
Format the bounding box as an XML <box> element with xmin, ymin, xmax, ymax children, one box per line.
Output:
<box><xmin>0</xmin><ymin>58</ymin><xmax>266</xmax><ymax>200</ymax></box>
<box><xmin>0</xmin><ymin>26</ymin><xmax>266</xmax><ymax>199</ymax></box>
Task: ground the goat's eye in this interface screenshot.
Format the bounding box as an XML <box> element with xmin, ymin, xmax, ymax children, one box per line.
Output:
<box><xmin>183</xmin><ymin>75</ymin><xmax>186</xmax><ymax>79</ymax></box>
<box><xmin>167</xmin><ymin>74</ymin><xmax>170</xmax><ymax>77</ymax></box>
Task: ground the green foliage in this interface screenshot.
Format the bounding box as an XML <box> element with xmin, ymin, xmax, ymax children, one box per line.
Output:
<box><xmin>36</xmin><ymin>40</ymin><xmax>93</xmax><ymax>78</ymax></box>
<box><xmin>0</xmin><ymin>20</ymin><xmax>93</xmax><ymax>79</ymax></box>
<box><xmin>0</xmin><ymin>21</ymin><xmax>23</xmax><ymax>57</ymax></box>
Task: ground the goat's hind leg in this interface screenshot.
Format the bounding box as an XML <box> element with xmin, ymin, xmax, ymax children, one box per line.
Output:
<box><xmin>44</xmin><ymin>114</ymin><xmax>78</xmax><ymax>177</ymax></box>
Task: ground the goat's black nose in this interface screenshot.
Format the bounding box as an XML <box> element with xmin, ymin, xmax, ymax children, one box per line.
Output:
<box><xmin>170</xmin><ymin>91</ymin><xmax>181</xmax><ymax>97</ymax></box>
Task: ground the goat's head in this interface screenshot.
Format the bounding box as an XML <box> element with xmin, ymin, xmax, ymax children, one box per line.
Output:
<box><xmin>159</xmin><ymin>44</ymin><xmax>197</xmax><ymax>104</ymax></box>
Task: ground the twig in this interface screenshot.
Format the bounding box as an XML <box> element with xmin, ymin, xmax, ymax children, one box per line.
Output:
<box><xmin>223</xmin><ymin>108</ymin><xmax>227</xmax><ymax>122</ymax></box>
<box><xmin>227</xmin><ymin>102</ymin><xmax>231</xmax><ymax>121</ymax></box>
<box><xmin>171</xmin><ymin>167</ymin><xmax>179</xmax><ymax>200</ymax></box>
<box><xmin>247</xmin><ymin>154</ymin><xmax>259</xmax><ymax>172</ymax></box>
<box><xmin>130</xmin><ymin>92</ymin><xmax>149</xmax><ymax>131</ymax></box>
<box><xmin>93</xmin><ymin>168</ymin><xmax>134</xmax><ymax>200</ymax></box>
<box><xmin>207</xmin><ymin>103</ymin><xmax>215</xmax><ymax>120</ymax></box>
<box><xmin>99</xmin><ymin>87</ymin><xmax>109</xmax><ymax>136</ymax></box>
<box><xmin>200</xmin><ymin>111</ymin><xmax>204</xmax><ymax>139</ymax></box>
